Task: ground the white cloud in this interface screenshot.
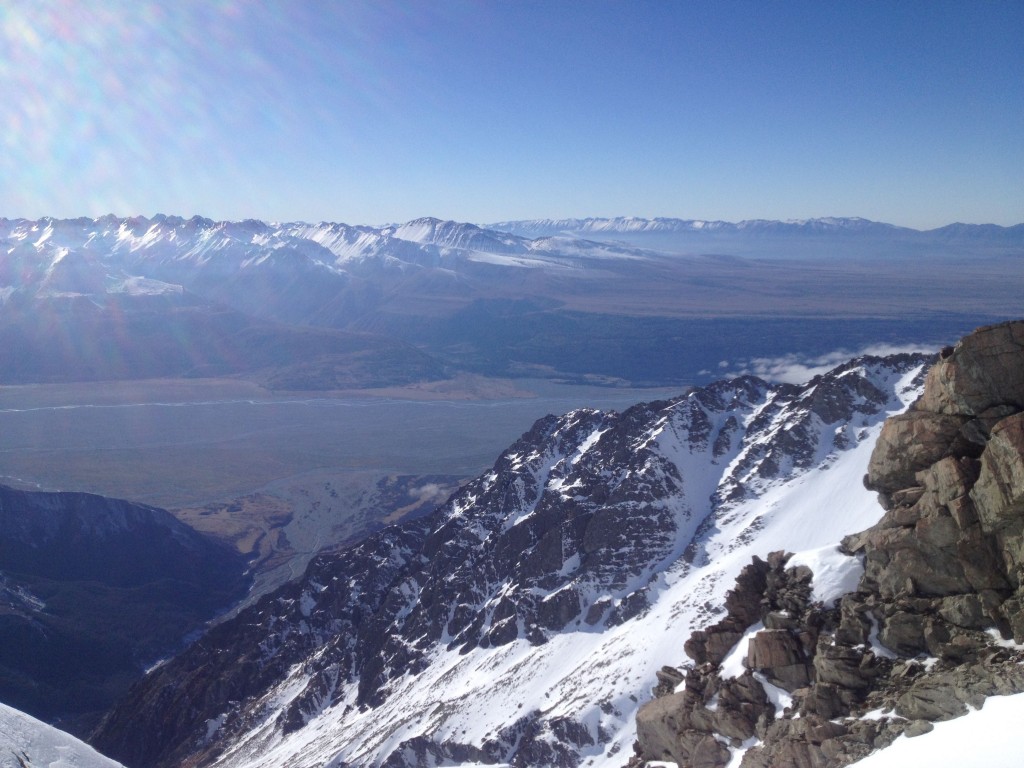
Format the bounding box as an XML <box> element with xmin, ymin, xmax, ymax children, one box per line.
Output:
<box><xmin>726</xmin><ymin>342</ymin><xmax>939</xmax><ymax>385</ymax></box>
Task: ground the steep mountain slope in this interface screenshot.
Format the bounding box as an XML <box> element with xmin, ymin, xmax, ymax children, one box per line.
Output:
<box><xmin>0</xmin><ymin>486</ymin><xmax>250</xmax><ymax>734</ymax></box>
<box><xmin>630</xmin><ymin>321</ymin><xmax>1024</xmax><ymax>768</ymax></box>
<box><xmin>91</xmin><ymin>352</ymin><xmax>929</xmax><ymax>767</ymax></box>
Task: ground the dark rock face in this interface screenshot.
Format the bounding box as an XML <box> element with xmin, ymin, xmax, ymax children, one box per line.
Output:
<box><xmin>0</xmin><ymin>485</ymin><xmax>249</xmax><ymax>735</ymax></box>
<box><xmin>630</xmin><ymin>321</ymin><xmax>1024</xmax><ymax>768</ymax></box>
<box><xmin>90</xmin><ymin>354</ymin><xmax>928</xmax><ymax>768</ymax></box>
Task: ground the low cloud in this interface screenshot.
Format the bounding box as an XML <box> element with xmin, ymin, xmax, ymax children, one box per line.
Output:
<box><xmin>410</xmin><ymin>482</ymin><xmax>448</xmax><ymax>504</ymax></box>
<box><xmin>725</xmin><ymin>342</ymin><xmax>939</xmax><ymax>385</ymax></box>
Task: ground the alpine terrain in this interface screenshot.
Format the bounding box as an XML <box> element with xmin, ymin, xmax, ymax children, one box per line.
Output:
<box><xmin>91</xmin><ymin>338</ymin><xmax>937</xmax><ymax>767</ymax></box>
<box><xmin>631</xmin><ymin>320</ymin><xmax>1024</xmax><ymax>767</ymax></box>
<box><xmin>0</xmin><ymin>486</ymin><xmax>249</xmax><ymax>734</ymax></box>
<box><xmin>0</xmin><ymin>702</ymin><xmax>126</xmax><ymax>768</ymax></box>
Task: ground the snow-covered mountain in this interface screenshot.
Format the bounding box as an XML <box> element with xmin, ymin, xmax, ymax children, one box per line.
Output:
<box><xmin>629</xmin><ymin>320</ymin><xmax>1024</xmax><ymax>768</ymax></box>
<box><xmin>92</xmin><ymin>352</ymin><xmax>930</xmax><ymax>767</ymax></box>
<box><xmin>1</xmin><ymin>214</ymin><xmax>1017</xmax><ymax>388</ymax></box>
<box><xmin>0</xmin><ymin>214</ymin><xmax>654</xmax><ymax>295</ymax></box>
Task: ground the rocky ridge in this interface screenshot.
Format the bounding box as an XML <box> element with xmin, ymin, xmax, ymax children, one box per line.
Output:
<box><xmin>631</xmin><ymin>321</ymin><xmax>1024</xmax><ymax>767</ymax></box>
<box><xmin>90</xmin><ymin>353</ymin><xmax>928</xmax><ymax>768</ymax></box>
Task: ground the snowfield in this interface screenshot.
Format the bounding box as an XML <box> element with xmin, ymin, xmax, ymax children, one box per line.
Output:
<box><xmin>0</xmin><ymin>703</ymin><xmax>126</xmax><ymax>768</ymax></box>
<box><xmin>848</xmin><ymin>692</ymin><xmax>1024</xmax><ymax>768</ymax></box>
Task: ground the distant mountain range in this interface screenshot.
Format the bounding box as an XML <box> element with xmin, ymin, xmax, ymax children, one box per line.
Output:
<box><xmin>487</xmin><ymin>215</ymin><xmax>1024</xmax><ymax>240</ymax></box>
<box><xmin>0</xmin><ymin>214</ymin><xmax>1020</xmax><ymax>388</ymax></box>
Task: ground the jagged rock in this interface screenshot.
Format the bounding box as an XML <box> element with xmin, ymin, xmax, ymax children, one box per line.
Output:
<box><xmin>812</xmin><ymin>641</ymin><xmax>878</xmax><ymax>692</ymax></box>
<box><xmin>919</xmin><ymin>456</ymin><xmax>979</xmax><ymax>513</ymax></box>
<box><xmin>903</xmin><ymin>719</ymin><xmax>934</xmax><ymax>737</ymax></box>
<box><xmin>726</xmin><ymin>556</ymin><xmax>772</xmax><ymax>627</ymax></box>
<box><xmin>866</xmin><ymin>411</ymin><xmax>977</xmax><ymax>497</ymax></box>
<box><xmin>744</xmin><ymin>716</ymin><xmax>853</xmax><ymax>768</ymax></box>
<box><xmin>878</xmin><ymin>610</ymin><xmax>927</xmax><ymax>655</ymax></box>
<box><xmin>685</xmin><ymin>557</ymin><xmax>776</xmax><ymax>668</ymax></box>
<box><xmin>920</xmin><ymin>320</ymin><xmax>1024</xmax><ymax>417</ymax></box>
<box><xmin>863</xmin><ymin>525</ymin><xmax>974</xmax><ymax>598</ymax></box>
<box><xmin>834</xmin><ymin>599</ymin><xmax>871</xmax><ymax>646</ymax></box>
<box><xmin>895</xmin><ymin>678</ymin><xmax>970</xmax><ymax>721</ymax></box>
<box><xmin>635</xmin><ymin>692</ymin><xmax>720</xmax><ymax>767</ymax></box>
<box><xmin>746</xmin><ymin>629</ymin><xmax>812</xmax><ymax>691</ymax></box>
<box><xmin>712</xmin><ymin>673</ymin><xmax>772</xmax><ymax>741</ymax></box>
<box><xmin>972</xmin><ymin>413</ymin><xmax>1024</xmax><ymax>538</ymax></box>
<box><xmin>801</xmin><ymin>682</ymin><xmax>848</xmax><ymax>719</ymax></box>
<box><xmin>937</xmin><ymin>592</ymin><xmax>999</xmax><ymax>628</ymax></box>
<box><xmin>653</xmin><ymin>666</ymin><xmax>686</xmax><ymax>697</ymax></box>
<box><xmin>999</xmin><ymin>596</ymin><xmax>1024</xmax><ymax>640</ymax></box>
<box><xmin>632</xmin><ymin>322</ymin><xmax>1024</xmax><ymax>768</ymax></box>
<box><xmin>764</xmin><ymin>610</ymin><xmax>801</xmax><ymax>631</ymax></box>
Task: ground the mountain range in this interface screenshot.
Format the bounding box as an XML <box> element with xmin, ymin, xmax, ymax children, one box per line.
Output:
<box><xmin>2</xmin><ymin>211</ymin><xmax>1024</xmax><ymax>767</ymax></box>
<box><xmin>1</xmin><ymin>215</ymin><xmax>1020</xmax><ymax>388</ymax></box>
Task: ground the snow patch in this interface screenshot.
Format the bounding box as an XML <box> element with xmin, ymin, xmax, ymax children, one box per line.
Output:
<box><xmin>0</xmin><ymin>701</ymin><xmax>127</xmax><ymax>767</ymax></box>
<box><xmin>719</xmin><ymin>622</ymin><xmax>764</xmax><ymax>680</ymax></box>
<box><xmin>787</xmin><ymin>545</ymin><xmax>864</xmax><ymax>607</ymax></box>
<box><xmin>850</xmin><ymin>692</ymin><xmax>1024</xmax><ymax>767</ymax></box>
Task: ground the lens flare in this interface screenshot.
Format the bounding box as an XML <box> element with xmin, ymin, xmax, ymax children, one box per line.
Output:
<box><xmin>1</xmin><ymin>0</ymin><xmax>441</xmax><ymax>219</ymax></box>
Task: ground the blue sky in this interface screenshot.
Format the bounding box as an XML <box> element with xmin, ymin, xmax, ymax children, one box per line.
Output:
<box><xmin>1</xmin><ymin>0</ymin><xmax>1021</xmax><ymax>228</ymax></box>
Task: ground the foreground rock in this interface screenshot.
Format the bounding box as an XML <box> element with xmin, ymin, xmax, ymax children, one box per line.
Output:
<box><xmin>631</xmin><ymin>320</ymin><xmax>1024</xmax><ymax>768</ymax></box>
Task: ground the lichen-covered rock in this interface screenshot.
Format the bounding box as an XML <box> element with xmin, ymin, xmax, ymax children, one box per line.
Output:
<box><xmin>865</xmin><ymin>412</ymin><xmax>976</xmax><ymax>496</ymax></box>
<box><xmin>920</xmin><ymin>321</ymin><xmax>1024</xmax><ymax>417</ymax></box>
<box><xmin>972</xmin><ymin>413</ymin><xmax>1024</xmax><ymax>537</ymax></box>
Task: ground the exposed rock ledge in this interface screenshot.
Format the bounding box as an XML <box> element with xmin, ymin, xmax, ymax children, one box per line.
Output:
<box><xmin>629</xmin><ymin>320</ymin><xmax>1024</xmax><ymax>768</ymax></box>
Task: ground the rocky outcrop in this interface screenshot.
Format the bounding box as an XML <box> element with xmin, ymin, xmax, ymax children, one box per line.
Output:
<box><xmin>631</xmin><ymin>321</ymin><xmax>1024</xmax><ymax>768</ymax></box>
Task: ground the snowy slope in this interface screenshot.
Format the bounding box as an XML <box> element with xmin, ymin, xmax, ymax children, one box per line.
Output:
<box><xmin>227</xmin><ymin>408</ymin><xmax>905</xmax><ymax>768</ymax></box>
<box><xmin>848</xmin><ymin>692</ymin><xmax>1024</xmax><ymax>768</ymax></box>
<box><xmin>93</xmin><ymin>355</ymin><xmax>928</xmax><ymax>768</ymax></box>
<box><xmin>0</xmin><ymin>702</ymin><xmax>125</xmax><ymax>768</ymax></box>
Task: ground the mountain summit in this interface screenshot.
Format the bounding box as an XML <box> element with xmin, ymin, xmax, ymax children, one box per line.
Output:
<box><xmin>631</xmin><ymin>321</ymin><xmax>1024</xmax><ymax>767</ymax></box>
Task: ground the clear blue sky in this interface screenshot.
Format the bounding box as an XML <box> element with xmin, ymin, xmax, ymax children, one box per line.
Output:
<box><xmin>1</xmin><ymin>0</ymin><xmax>1021</xmax><ymax>228</ymax></box>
